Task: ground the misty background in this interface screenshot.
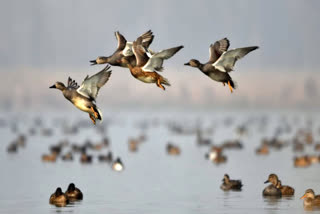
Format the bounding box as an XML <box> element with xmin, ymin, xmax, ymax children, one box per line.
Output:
<box><xmin>0</xmin><ymin>0</ymin><xmax>319</xmax><ymax>111</ymax></box>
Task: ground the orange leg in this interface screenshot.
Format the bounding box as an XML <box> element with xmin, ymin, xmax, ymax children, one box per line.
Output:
<box><xmin>228</xmin><ymin>81</ymin><xmax>233</xmax><ymax>93</ymax></box>
<box><xmin>89</xmin><ymin>114</ymin><xmax>96</xmax><ymax>125</ymax></box>
<box><xmin>91</xmin><ymin>106</ymin><xmax>98</xmax><ymax>118</ymax></box>
<box><xmin>157</xmin><ymin>79</ymin><xmax>165</xmax><ymax>90</ymax></box>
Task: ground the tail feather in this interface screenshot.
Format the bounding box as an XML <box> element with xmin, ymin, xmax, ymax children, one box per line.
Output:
<box><xmin>161</xmin><ymin>77</ymin><xmax>171</xmax><ymax>86</ymax></box>
<box><xmin>229</xmin><ymin>79</ymin><xmax>237</xmax><ymax>89</ymax></box>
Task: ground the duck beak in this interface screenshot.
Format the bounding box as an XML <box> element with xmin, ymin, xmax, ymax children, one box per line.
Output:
<box><xmin>90</xmin><ymin>60</ymin><xmax>97</xmax><ymax>66</ymax></box>
<box><xmin>184</xmin><ymin>62</ymin><xmax>190</xmax><ymax>66</ymax></box>
<box><xmin>49</xmin><ymin>85</ymin><xmax>56</xmax><ymax>89</ymax></box>
<box><xmin>264</xmin><ymin>180</ymin><xmax>269</xmax><ymax>184</ymax></box>
<box><xmin>300</xmin><ymin>194</ymin><xmax>307</xmax><ymax>199</ymax></box>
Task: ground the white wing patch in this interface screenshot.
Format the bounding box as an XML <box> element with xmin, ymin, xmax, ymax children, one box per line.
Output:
<box><xmin>122</xmin><ymin>42</ymin><xmax>133</xmax><ymax>56</ymax></box>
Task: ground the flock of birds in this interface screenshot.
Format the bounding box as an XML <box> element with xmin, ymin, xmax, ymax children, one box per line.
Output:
<box><xmin>4</xmin><ymin>113</ymin><xmax>320</xmax><ymax>210</ymax></box>
<box><xmin>50</xmin><ymin>30</ymin><xmax>258</xmax><ymax>124</ymax></box>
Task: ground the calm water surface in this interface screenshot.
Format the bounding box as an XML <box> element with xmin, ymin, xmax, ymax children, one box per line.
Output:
<box><xmin>0</xmin><ymin>110</ymin><xmax>320</xmax><ymax>214</ymax></box>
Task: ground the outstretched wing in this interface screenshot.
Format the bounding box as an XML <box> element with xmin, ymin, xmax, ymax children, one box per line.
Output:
<box><xmin>67</xmin><ymin>77</ymin><xmax>80</xmax><ymax>90</ymax></box>
<box><xmin>142</xmin><ymin>46</ymin><xmax>184</xmax><ymax>72</ymax></box>
<box><xmin>115</xmin><ymin>31</ymin><xmax>127</xmax><ymax>51</ymax></box>
<box><xmin>77</xmin><ymin>65</ymin><xmax>112</xmax><ymax>101</ymax></box>
<box><xmin>121</xmin><ymin>30</ymin><xmax>154</xmax><ymax>57</ymax></box>
<box><xmin>212</xmin><ymin>46</ymin><xmax>258</xmax><ymax>72</ymax></box>
<box><xmin>209</xmin><ymin>38</ymin><xmax>230</xmax><ymax>63</ymax></box>
<box><xmin>132</xmin><ymin>36</ymin><xmax>149</xmax><ymax>67</ymax></box>
<box><xmin>140</xmin><ymin>30</ymin><xmax>154</xmax><ymax>49</ymax></box>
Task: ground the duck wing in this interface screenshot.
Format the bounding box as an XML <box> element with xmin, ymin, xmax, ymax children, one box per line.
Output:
<box><xmin>67</xmin><ymin>77</ymin><xmax>80</xmax><ymax>90</ymax></box>
<box><xmin>122</xmin><ymin>30</ymin><xmax>154</xmax><ymax>57</ymax></box>
<box><xmin>142</xmin><ymin>46</ymin><xmax>184</xmax><ymax>72</ymax></box>
<box><xmin>209</xmin><ymin>38</ymin><xmax>230</xmax><ymax>63</ymax></box>
<box><xmin>115</xmin><ymin>31</ymin><xmax>127</xmax><ymax>52</ymax></box>
<box><xmin>132</xmin><ymin>36</ymin><xmax>149</xmax><ymax>67</ymax></box>
<box><xmin>77</xmin><ymin>65</ymin><xmax>112</xmax><ymax>101</ymax></box>
<box><xmin>212</xmin><ymin>46</ymin><xmax>259</xmax><ymax>72</ymax></box>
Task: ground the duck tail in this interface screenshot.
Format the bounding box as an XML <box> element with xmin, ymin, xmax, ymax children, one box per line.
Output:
<box><xmin>229</xmin><ymin>79</ymin><xmax>237</xmax><ymax>89</ymax></box>
<box><xmin>97</xmin><ymin>108</ymin><xmax>103</xmax><ymax>123</ymax></box>
<box><xmin>161</xmin><ymin>77</ymin><xmax>171</xmax><ymax>86</ymax></box>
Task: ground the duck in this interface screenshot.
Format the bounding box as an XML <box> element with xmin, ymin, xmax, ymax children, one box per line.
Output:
<box><xmin>112</xmin><ymin>157</ymin><xmax>124</xmax><ymax>171</ymax></box>
<box><xmin>205</xmin><ymin>146</ymin><xmax>227</xmax><ymax>164</ymax></box>
<box><xmin>184</xmin><ymin>38</ymin><xmax>258</xmax><ymax>93</ymax></box>
<box><xmin>80</xmin><ymin>152</ymin><xmax>92</xmax><ymax>164</ymax></box>
<box><xmin>255</xmin><ymin>143</ymin><xmax>269</xmax><ymax>155</ymax></box>
<box><xmin>166</xmin><ymin>143</ymin><xmax>181</xmax><ymax>155</ymax></box>
<box><xmin>49</xmin><ymin>187</ymin><xmax>69</xmax><ymax>206</ymax></box>
<box><xmin>276</xmin><ymin>180</ymin><xmax>295</xmax><ymax>196</ymax></box>
<box><xmin>42</xmin><ymin>153</ymin><xmax>57</xmax><ymax>162</ymax></box>
<box><xmin>61</xmin><ymin>152</ymin><xmax>73</xmax><ymax>161</ymax></box>
<box><xmin>128</xmin><ymin>138</ymin><xmax>140</xmax><ymax>152</ymax></box>
<box><xmin>90</xmin><ymin>30</ymin><xmax>154</xmax><ymax>67</ymax></box>
<box><xmin>98</xmin><ymin>151</ymin><xmax>113</xmax><ymax>163</ymax></box>
<box><xmin>301</xmin><ymin>189</ymin><xmax>320</xmax><ymax>207</ymax></box>
<box><xmin>49</xmin><ymin>65</ymin><xmax>112</xmax><ymax>125</ymax></box>
<box><xmin>121</xmin><ymin>35</ymin><xmax>183</xmax><ymax>90</ymax></box>
<box><xmin>263</xmin><ymin>174</ymin><xmax>282</xmax><ymax>197</ymax></box>
<box><xmin>294</xmin><ymin>156</ymin><xmax>311</xmax><ymax>168</ymax></box>
<box><xmin>65</xmin><ymin>183</ymin><xmax>83</xmax><ymax>200</ymax></box>
<box><xmin>220</xmin><ymin>174</ymin><xmax>243</xmax><ymax>191</ymax></box>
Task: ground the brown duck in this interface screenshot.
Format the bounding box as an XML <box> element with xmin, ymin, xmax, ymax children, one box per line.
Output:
<box><xmin>122</xmin><ymin>35</ymin><xmax>183</xmax><ymax>90</ymax></box>
<box><xmin>90</xmin><ymin>30</ymin><xmax>154</xmax><ymax>67</ymax></box>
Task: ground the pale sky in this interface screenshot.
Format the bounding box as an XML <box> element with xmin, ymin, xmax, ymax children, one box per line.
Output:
<box><xmin>0</xmin><ymin>0</ymin><xmax>319</xmax><ymax>110</ymax></box>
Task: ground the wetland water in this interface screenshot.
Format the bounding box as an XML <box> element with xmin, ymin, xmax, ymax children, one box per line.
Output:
<box><xmin>0</xmin><ymin>110</ymin><xmax>319</xmax><ymax>213</ymax></box>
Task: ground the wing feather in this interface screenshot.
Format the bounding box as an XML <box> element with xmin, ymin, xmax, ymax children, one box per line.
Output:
<box><xmin>209</xmin><ymin>38</ymin><xmax>230</xmax><ymax>63</ymax></box>
<box><xmin>77</xmin><ymin>65</ymin><xmax>112</xmax><ymax>100</ymax></box>
<box><xmin>212</xmin><ymin>46</ymin><xmax>258</xmax><ymax>72</ymax></box>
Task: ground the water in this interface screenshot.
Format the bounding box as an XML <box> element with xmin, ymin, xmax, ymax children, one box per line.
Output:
<box><xmin>1</xmin><ymin>110</ymin><xmax>320</xmax><ymax>213</ymax></box>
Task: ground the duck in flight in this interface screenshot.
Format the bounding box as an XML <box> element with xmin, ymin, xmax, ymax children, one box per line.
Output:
<box><xmin>49</xmin><ymin>65</ymin><xmax>112</xmax><ymax>124</ymax></box>
<box><xmin>121</xmin><ymin>35</ymin><xmax>183</xmax><ymax>90</ymax></box>
<box><xmin>90</xmin><ymin>30</ymin><xmax>154</xmax><ymax>67</ymax></box>
<box><xmin>184</xmin><ymin>38</ymin><xmax>258</xmax><ymax>93</ymax></box>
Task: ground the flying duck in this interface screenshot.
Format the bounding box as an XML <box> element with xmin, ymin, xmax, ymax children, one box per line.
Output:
<box><xmin>49</xmin><ymin>65</ymin><xmax>112</xmax><ymax>125</ymax></box>
<box><xmin>121</xmin><ymin>35</ymin><xmax>183</xmax><ymax>90</ymax></box>
<box><xmin>90</xmin><ymin>30</ymin><xmax>154</xmax><ymax>67</ymax></box>
<box><xmin>184</xmin><ymin>38</ymin><xmax>258</xmax><ymax>93</ymax></box>
<box><xmin>220</xmin><ymin>174</ymin><xmax>243</xmax><ymax>191</ymax></box>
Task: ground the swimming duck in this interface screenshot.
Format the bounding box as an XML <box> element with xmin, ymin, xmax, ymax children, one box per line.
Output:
<box><xmin>121</xmin><ymin>36</ymin><xmax>183</xmax><ymax>90</ymax></box>
<box><xmin>166</xmin><ymin>143</ymin><xmax>181</xmax><ymax>155</ymax></box>
<box><xmin>301</xmin><ymin>189</ymin><xmax>320</xmax><ymax>207</ymax></box>
<box><xmin>98</xmin><ymin>151</ymin><xmax>113</xmax><ymax>163</ymax></box>
<box><xmin>205</xmin><ymin>146</ymin><xmax>227</xmax><ymax>164</ymax></box>
<box><xmin>276</xmin><ymin>180</ymin><xmax>295</xmax><ymax>196</ymax></box>
<box><xmin>65</xmin><ymin>183</ymin><xmax>83</xmax><ymax>200</ymax></box>
<box><xmin>112</xmin><ymin>157</ymin><xmax>124</xmax><ymax>171</ymax></box>
<box><xmin>49</xmin><ymin>187</ymin><xmax>69</xmax><ymax>206</ymax></box>
<box><xmin>80</xmin><ymin>152</ymin><xmax>92</xmax><ymax>164</ymax></box>
<box><xmin>220</xmin><ymin>174</ymin><xmax>243</xmax><ymax>191</ymax></box>
<box><xmin>61</xmin><ymin>152</ymin><xmax>73</xmax><ymax>161</ymax></box>
<box><xmin>294</xmin><ymin>155</ymin><xmax>311</xmax><ymax>168</ymax></box>
<box><xmin>184</xmin><ymin>38</ymin><xmax>258</xmax><ymax>93</ymax></box>
<box><xmin>90</xmin><ymin>30</ymin><xmax>154</xmax><ymax>67</ymax></box>
<box><xmin>263</xmin><ymin>174</ymin><xmax>282</xmax><ymax>197</ymax></box>
<box><xmin>42</xmin><ymin>153</ymin><xmax>57</xmax><ymax>162</ymax></box>
<box><xmin>49</xmin><ymin>65</ymin><xmax>112</xmax><ymax>125</ymax></box>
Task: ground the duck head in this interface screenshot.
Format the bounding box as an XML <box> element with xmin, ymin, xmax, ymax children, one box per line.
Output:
<box><xmin>55</xmin><ymin>187</ymin><xmax>63</xmax><ymax>197</ymax></box>
<box><xmin>184</xmin><ymin>59</ymin><xmax>201</xmax><ymax>68</ymax></box>
<box><xmin>90</xmin><ymin>56</ymin><xmax>109</xmax><ymax>65</ymax></box>
<box><xmin>223</xmin><ymin>174</ymin><xmax>230</xmax><ymax>182</ymax></box>
<box><xmin>264</xmin><ymin>173</ymin><xmax>279</xmax><ymax>186</ymax></box>
<box><xmin>301</xmin><ymin>189</ymin><xmax>315</xmax><ymax>199</ymax></box>
<box><xmin>67</xmin><ymin>183</ymin><xmax>76</xmax><ymax>192</ymax></box>
<box><xmin>49</xmin><ymin>82</ymin><xmax>66</xmax><ymax>91</ymax></box>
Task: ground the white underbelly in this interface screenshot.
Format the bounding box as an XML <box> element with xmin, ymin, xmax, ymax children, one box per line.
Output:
<box><xmin>137</xmin><ymin>76</ymin><xmax>155</xmax><ymax>83</ymax></box>
<box><xmin>73</xmin><ymin>99</ymin><xmax>90</xmax><ymax>113</ymax></box>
